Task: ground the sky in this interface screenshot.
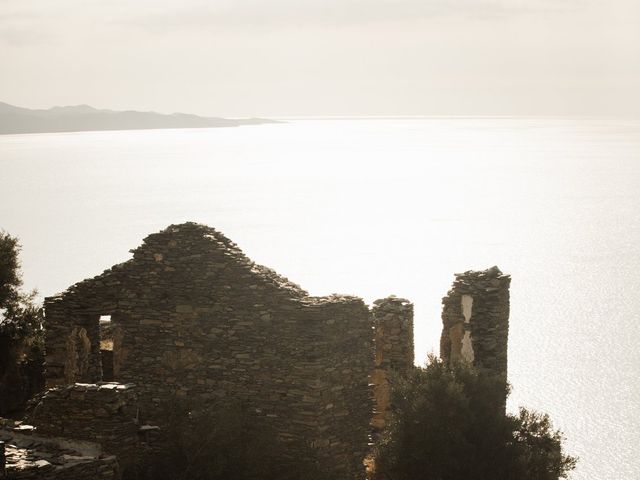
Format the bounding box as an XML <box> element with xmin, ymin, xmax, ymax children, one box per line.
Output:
<box><xmin>1</xmin><ymin>0</ymin><xmax>639</xmax><ymax>117</ymax></box>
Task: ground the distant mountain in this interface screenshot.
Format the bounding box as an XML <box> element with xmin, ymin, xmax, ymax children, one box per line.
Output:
<box><xmin>0</xmin><ymin>102</ymin><xmax>279</xmax><ymax>135</ymax></box>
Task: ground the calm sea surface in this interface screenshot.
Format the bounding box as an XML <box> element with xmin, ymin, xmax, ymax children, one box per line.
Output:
<box><xmin>1</xmin><ymin>118</ymin><xmax>639</xmax><ymax>478</ymax></box>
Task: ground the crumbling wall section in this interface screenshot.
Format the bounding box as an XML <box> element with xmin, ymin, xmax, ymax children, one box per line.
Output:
<box><xmin>44</xmin><ymin>288</ymin><xmax>122</xmax><ymax>388</ymax></box>
<box><xmin>25</xmin><ymin>382</ymin><xmax>139</xmax><ymax>469</ymax></box>
<box><xmin>371</xmin><ymin>297</ymin><xmax>414</xmax><ymax>431</ymax></box>
<box><xmin>440</xmin><ymin>266</ymin><xmax>510</xmax><ymax>380</ymax></box>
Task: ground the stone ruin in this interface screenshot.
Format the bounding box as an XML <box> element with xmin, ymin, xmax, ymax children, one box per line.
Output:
<box><xmin>11</xmin><ymin>222</ymin><xmax>511</xmax><ymax>479</ymax></box>
<box><xmin>440</xmin><ymin>266</ymin><xmax>511</xmax><ymax>381</ymax></box>
<box><xmin>42</xmin><ymin>223</ymin><xmax>373</xmax><ymax>478</ymax></box>
<box><xmin>370</xmin><ymin>297</ymin><xmax>413</xmax><ymax>432</ymax></box>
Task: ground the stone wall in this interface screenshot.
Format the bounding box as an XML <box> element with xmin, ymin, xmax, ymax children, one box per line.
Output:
<box><xmin>371</xmin><ymin>297</ymin><xmax>414</xmax><ymax>431</ymax></box>
<box><xmin>25</xmin><ymin>383</ymin><xmax>139</xmax><ymax>469</ymax></box>
<box><xmin>43</xmin><ymin>223</ymin><xmax>373</xmax><ymax>478</ymax></box>
<box><xmin>440</xmin><ymin>266</ymin><xmax>510</xmax><ymax>381</ymax></box>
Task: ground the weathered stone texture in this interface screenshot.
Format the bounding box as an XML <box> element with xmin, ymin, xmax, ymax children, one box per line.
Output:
<box><xmin>43</xmin><ymin>222</ymin><xmax>373</xmax><ymax>478</ymax></box>
<box><xmin>25</xmin><ymin>382</ymin><xmax>138</xmax><ymax>468</ymax></box>
<box><xmin>440</xmin><ymin>266</ymin><xmax>510</xmax><ymax>381</ymax></box>
<box><xmin>371</xmin><ymin>297</ymin><xmax>413</xmax><ymax>431</ymax></box>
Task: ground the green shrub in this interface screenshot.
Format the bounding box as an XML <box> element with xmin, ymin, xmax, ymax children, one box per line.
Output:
<box><xmin>374</xmin><ymin>356</ymin><xmax>577</xmax><ymax>480</ymax></box>
<box><xmin>511</xmin><ymin>408</ymin><xmax>578</xmax><ymax>480</ymax></box>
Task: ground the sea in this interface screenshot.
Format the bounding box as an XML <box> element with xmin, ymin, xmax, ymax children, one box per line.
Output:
<box><xmin>1</xmin><ymin>118</ymin><xmax>639</xmax><ymax>479</ymax></box>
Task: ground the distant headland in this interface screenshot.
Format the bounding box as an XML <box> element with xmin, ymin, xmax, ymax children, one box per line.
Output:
<box><xmin>0</xmin><ymin>101</ymin><xmax>279</xmax><ymax>135</ymax></box>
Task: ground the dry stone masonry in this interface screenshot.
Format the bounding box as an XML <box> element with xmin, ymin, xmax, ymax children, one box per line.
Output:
<box><xmin>24</xmin><ymin>383</ymin><xmax>139</xmax><ymax>470</ymax></box>
<box><xmin>38</xmin><ymin>223</ymin><xmax>511</xmax><ymax>478</ymax></box>
<box><xmin>371</xmin><ymin>297</ymin><xmax>414</xmax><ymax>431</ymax></box>
<box><xmin>440</xmin><ymin>266</ymin><xmax>511</xmax><ymax>381</ymax></box>
<box><xmin>43</xmin><ymin>223</ymin><xmax>373</xmax><ymax>478</ymax></box>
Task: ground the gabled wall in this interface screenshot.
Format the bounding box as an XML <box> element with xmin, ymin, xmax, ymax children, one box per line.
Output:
<box><xmin>43</xmin><ymin>223</ymin><xmax>373</xmax><ymax>478</ymax></box>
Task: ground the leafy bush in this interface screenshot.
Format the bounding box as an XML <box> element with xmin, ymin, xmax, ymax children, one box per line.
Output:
<box><xmin>374</xmin><ymin>356</ymin><xmax>577</xmax><ymax>480</ymax></box>
<box><xmin>511</xmin><ymin>408</ymin><xmax>578</xmax><ymax>480</ymax></box>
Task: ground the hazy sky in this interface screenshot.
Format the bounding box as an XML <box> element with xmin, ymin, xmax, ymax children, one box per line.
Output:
<box><xmin>1</xmin><ymin>0</ymin><xmax>639</xmax><ymax>117</ymax></box>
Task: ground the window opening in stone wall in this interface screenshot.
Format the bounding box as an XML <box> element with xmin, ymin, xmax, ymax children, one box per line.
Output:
<box><xmin>64</xmin><ymin>326</ymin><xmax>91</xmax><ymax>383</ymax></box>
<box><xmin>99</xmin><ymin>315</ymin><xmax>115</xmax><ymax>381</ymax></box>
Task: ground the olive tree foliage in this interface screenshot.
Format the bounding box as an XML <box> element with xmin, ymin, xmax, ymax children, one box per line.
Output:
<box><xmin>512</xmin><ymin>408</ymin><xmax>578</xmax><ymax>480</ymax></box>
<box><xmin>374</xmin><ymin>356</ymin><xmax>577</xmax><ymax>480</ymax></box>
<box><xmin>0</xmin><ymin>231</ymin><xmax>43</xmax><ymax>342</ymax></box>
<box><xmin>0</xmin><ymin>231</ymin><xmax>44</xmax><ymax>415</ymax></box>
<box><xmin>0</xmin><ymin>231</ymin><xmax>21</xmax><ymax>308</ymax></box>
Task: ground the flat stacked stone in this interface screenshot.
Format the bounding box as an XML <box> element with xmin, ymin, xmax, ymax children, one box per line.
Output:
<box><xmin>371</xmin><ymin>297</ymin><xmax>414</xmax><ymax>431</ymax></box>
<box><xmin>24</xmin><ymin>382</ymin><xmax>138</xmax><ymax>469</ymax></box>
<box><xmin>43</xmin><ymin>222</ymin><xmax>374</xmax><ymax>479</ymax></box>
<box><xmin>440</xmin><ymin>266</ymin><xmax>511</xmax><ymax>382</ymax></box>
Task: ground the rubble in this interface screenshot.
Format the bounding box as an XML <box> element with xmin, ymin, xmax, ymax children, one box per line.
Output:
<box><xmin>0</xmin><ymin>419</ymin><xmax>118</xmax><ymax>479</ymax></box>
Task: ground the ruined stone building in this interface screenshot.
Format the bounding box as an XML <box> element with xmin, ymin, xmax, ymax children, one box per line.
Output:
<box><xmin>42</xmin><ymin>223</ymin><xmax>375</xmax><ymax>477</ymax></box>
<box><xmin>6</xmin><ymin>223</ymin><xmax>510</xmax><ymax>479</ymax></box>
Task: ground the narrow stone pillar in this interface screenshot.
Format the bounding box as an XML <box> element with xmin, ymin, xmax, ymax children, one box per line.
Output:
<box><xmin>440</xmin><ymin>266</ymin><xmax>510</xmax><ymax>381</ymax></box>
<box><xmin>371</xmin><ymin>296</ymin><xmax>414</xmax><ymax>431</ymax></box>
<box><xmin>43</xmin><ymin>296</ymin><xmax>71</xmax><ymax>388</ymax></box>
